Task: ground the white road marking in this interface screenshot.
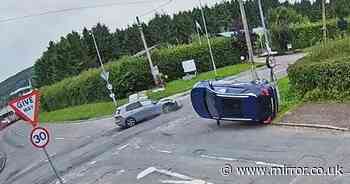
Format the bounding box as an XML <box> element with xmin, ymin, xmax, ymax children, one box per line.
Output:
<box><xmin>161</xmin><ymin>180</ymin><xmax>209</xmax><ymax>184</ymax></box>
<box><xmin>255</xmin><ymin>161</ymin><xmax>284</xmax><ymax>168</ymax></box>
<box><xmin>118</xmin><ymin>144</ymin><xmax>129</xmax><ymax>151</ymax></box>
<box><xmin>116</xmin><ymin>169</ymin><xmax>125</xmax><ymax>176</ymax></box>
<box><xmin>157</xmin><ymin>150</ymin><xmax>172</xmax><ymax>154</ymax></box>
<box><xmin>137</xmin><ymin>167</ymin><xmax>192</xmax><ymax>180</ymax></box>
<box><xmin>161</xmin><ymin>180</ymin><xmax>193</xmax><ymax>184</ymax></box>
<box><xmin>137</xmin><ymin>167</ymin><xmax>157</xmax><ymax>179</ymax></box>
<box><xmin>55</xmin><ymin>177</ymin><xmax>66</xmax><ymax>184</ymax></box>
<box><xmin>201</xmin><ymin>154</ymin><xmax>284</xmax><ymax>168</ymax></box>
<box><xmin>55</xmin><ymin>138</ymin><xmax>65</xmax><ymax>140</ymax></box>
<box><xmin>200</xmin><ymin>155</ymin><xmax>238</xmax><ymax>161</ymax></box>
<box><xmin>156</xmin><ymin>168</ymin><xmax>193</xmax><ymax>180</ymax></box>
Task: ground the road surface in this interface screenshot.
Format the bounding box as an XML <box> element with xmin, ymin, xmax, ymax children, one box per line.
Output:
<box><xmin>2</xmin><ymin>53</ymin><xmax>350</xmax><ymax>184</ymax></box>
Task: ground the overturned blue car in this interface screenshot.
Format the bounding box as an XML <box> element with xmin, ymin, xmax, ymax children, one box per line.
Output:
<box><xmin>191</xmin><ymin>79</ymin><xmax>279</xmax><ymax>126</ymax></box>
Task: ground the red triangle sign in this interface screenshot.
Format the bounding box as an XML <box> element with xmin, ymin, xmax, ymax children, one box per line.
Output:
<box><xmin>9</xmin><ymin>90</ymin><xmax>40</xmax><ymax>127</ymax></box>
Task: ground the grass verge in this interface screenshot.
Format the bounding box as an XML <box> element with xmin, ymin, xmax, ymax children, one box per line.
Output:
<box><xmin>40</xmin><ymin>99</ymin><xmax>128</xmax><ymax>123</ymax></box>
<box><xmin>275</xmin><ymin>77</ymin><xmax>301</xmax><ymax>121</ymax></box>
<box><xmin>40</xmin><ymin>63</ymin><xmax>254</xmax><ymax>123</ymax></box>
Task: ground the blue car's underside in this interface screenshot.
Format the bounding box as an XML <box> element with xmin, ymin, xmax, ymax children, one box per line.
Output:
<box><xmin>191</xmin><ymin>80</ymin><xmax>279</xmax><ymax>124</ymax></box>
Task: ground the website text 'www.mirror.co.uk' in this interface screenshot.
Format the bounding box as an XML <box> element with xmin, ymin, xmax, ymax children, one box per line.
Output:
<box><xmin>220</xmin><ymin>163</ymin><xmax>344</xmax><ymax>176</ymax></box>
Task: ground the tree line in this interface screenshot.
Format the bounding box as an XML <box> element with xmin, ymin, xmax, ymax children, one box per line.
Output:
<box><xmin>34</xmin><ymin>0</ymin><xmax>350</xmax><ymax>87</ymax></box>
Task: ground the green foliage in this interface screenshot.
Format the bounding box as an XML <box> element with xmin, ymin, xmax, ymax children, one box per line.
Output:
<box><xmin>40</xmin><ymin>38</ymin><xmax>240</xmax><ymax>111</ymax></box>
<box><xmin>332</xmin><ymin>0</ymin><xmax>350</xmax><ymax>18</ymax></box>
<box><xmin>40</xmin><ymin>56</ymin><xmax>152</xmax><ymax>111</ymax></box>
<box><xmin>40</xmin><ymin>100</ymin><xmax>127</xmax><ymax>123</ymax></box>
<box><xmin>148</xmin><ymin>63</ymin><xmax>253</xmax><ymax>100</ymax></box>
<box><xmin>271</xmin><ymin>19</ymin><xmax>350</xmax><ymax>51</ymax></box>
<box><xmin>277</xmin><ymin>77</ymin><xmax>301</xmax><ymax>114</ymax></box>
<box><xmin>288</xmin><ymin>37</ymin><xmax>350</xmax><ymax>100</ymax></box>
<box><xmin>269</xmin><ymin>6</ymin><xmax>310</xmax><ymax>27</ymax></box>
<box><xmin>268</xmin><ymin>6</ymin><xmax>310</xmax><ymax>51</ymax></box>
<box><xmin>152</xmin><ymin>38</ymin><xmax>240</xmax><ymax>81</ymax></box>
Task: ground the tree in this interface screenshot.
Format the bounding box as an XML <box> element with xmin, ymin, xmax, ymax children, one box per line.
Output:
<box><xmin>269</xmin><ymin>6</ymin><xmax>310</xmax><ymax>27</ymax></box>
<box><xmin>333</xmin><ymin>0</ymin><xmax>350</xmax><ymax>18</ymax></box>
<box><xmin>173</xmin><ymin>12</ymin><xmax>194</xmax><ymax>44</ymax></box>
<box><xmin>269</xmin><ymin>6</ymin><xmax>309</xmax><ymax>51</ymax></box>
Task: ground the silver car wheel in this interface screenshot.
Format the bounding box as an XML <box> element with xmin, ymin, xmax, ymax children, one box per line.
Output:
<box><xmin>126</xmin><ymin>118</ymin><xmax>136</xmax><ymax>127</ymax></box>
<box><xmin>162</xmin><ymin>102</ymin><xmax>178</xmax><ymax>113</ymax></box>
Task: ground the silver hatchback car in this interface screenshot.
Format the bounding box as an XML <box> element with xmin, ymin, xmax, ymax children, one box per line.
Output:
<box><xmin>114</xmin><ymin>99</ymin><xmax>181</xmax><ymax>129</ymax></box>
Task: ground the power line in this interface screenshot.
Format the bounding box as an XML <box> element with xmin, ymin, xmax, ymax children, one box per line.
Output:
<box><xmin>139</xmin><ymin>0</ymin><xmax>173</xmax><ymax>17</ymax></box>
<box><xmin>0</xmin><ymin>0</ymin><xmax>164</xmax><ymax>24</ymax></box>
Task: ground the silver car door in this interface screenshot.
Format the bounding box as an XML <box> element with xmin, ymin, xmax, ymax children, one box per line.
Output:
<box><xmin>139</xmin><ymin>101</ymin><xmax>155</xmax><ymax>119</ymax></box>
<box><xmin>125</xmin><ymin>102</ymin><xmax>143</xmax><ymax>121</ymax></box>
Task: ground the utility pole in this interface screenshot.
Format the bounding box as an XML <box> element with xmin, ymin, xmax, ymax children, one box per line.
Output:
<box><xmin>257</xmin><ymin>0</ymin><xmax>271</xmax><ymax>53</ymax></box>
<box><xmin>136</xmin><ymin>16</ymin><xmax>158</xmax><ymax>86</ymax></box>
<box><xmin>238</xmin><ymin>0</ymin><xmax>258</xmax><ymax>80</ymax></box>
<box><xmin>91</xmin><ymin>31</ymin><xmax>118</xmax><ymax>107</ymax></box>
<box><xmin>199</xmin><ymin>0</ymin><xmax>217</xmax><ymax>76</ymax></box>
<box><xmin>322</xmin><ymin>0</ymin><xmax>327</xmax><ymax>45</ymax></box>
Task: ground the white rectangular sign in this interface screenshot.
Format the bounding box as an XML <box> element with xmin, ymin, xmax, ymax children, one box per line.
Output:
<box><xmin>182</xmin><ymin>59</ymin><xmax>196</xmax><ymax>73</ymax></box>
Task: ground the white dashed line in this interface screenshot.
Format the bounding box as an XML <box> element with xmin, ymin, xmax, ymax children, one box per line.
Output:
<box><xmin>200</xmin><ymin>155</ymin><xmax>238</xmax><ymax>161</ymax></box>
<box><xmin>118</xmin><ymin>144</ymin><xmax>129</xmax><ymax>151</ymax></box>
<box><xmin>255</xmin><ymin>161</ymin><xmax>284</xmax><ymax>168</ymax></box>
<box><xmin>157</xmin><ymin>150</ymin><xmax>172</xmax><ymax>154</ymax></box>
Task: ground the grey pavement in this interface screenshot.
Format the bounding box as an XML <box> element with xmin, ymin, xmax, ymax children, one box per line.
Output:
<box><xmin>2</xmin><ymin>53</ymin><xmax>350</xmax><ymax>184</ymax></box>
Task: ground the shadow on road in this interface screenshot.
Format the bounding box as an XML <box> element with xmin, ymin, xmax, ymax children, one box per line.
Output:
<box><xmin>207</xmin><ymin>120</ymin><xmax>268</xmax><ymax>131</ymax></box>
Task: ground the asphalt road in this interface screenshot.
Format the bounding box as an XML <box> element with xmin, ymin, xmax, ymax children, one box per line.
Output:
<box><xmin>2</xmin><ymin>53</ymin><xmax>350</xmax><ymax>184</ymax></box>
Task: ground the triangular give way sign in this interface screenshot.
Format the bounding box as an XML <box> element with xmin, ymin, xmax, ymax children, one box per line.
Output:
<box><xmin>9</xmin><ymin>90</ymin><xmax>40</xmax><ymax>127</ymax></box>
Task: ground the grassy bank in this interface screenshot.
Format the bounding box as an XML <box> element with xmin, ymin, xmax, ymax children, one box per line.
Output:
<box><xmin>40</xmin><ymin>63</ymin><xmax>253</xmax><ymax>123</ymax></box>
<box><xmin>277</xmin><ymin>77</ymin><xmax>300</xmax><ymax>115</ymax></box>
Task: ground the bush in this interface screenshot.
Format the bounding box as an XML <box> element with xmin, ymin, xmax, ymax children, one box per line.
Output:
<box><xmin>41</xmin><ymin>56</ymin><xmax>153</xmax><ymax>111</ymax></box>
<box><xmin>152</xmin><ymin>37</ymin><xmax>240</xmax><ymax>81</ymax></box>
<box><xmin>271</xmin><ymin>20</ymin><xmax>350</xmax><ymax>50</ymax></box>
<box><xmin>288</xmin><ymin>37</ymin><xmax>350</xmax><ymax>100</ymax></box>
<box><xmin>40</xmin><ymin>38</ymin><xmax>241</xmax><ymax>111</ymax></box>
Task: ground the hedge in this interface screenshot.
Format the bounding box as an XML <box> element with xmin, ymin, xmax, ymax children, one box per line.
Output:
<box><xmin>271</xmin><ymin>20</ymin><xmax>350</xmax><ymax>51</ymax></box>
<box><xmin>288</xmin><ymin>37</ymin><xmax>350</xmax><ymax>100</ymax></box>
<box><xmin>152</xmin><ymin>37</ymin><xmax>240</xmax><ymax>81</ymax></box>
<box><xmin>40</xmin><ymin>56</ymin><xmax>153</xmax><ymax>111</ymax></box>
<box><xmin>40</xmin><ymin>38</ymin><xmax>241</xmax><ymax>111</ymax></box>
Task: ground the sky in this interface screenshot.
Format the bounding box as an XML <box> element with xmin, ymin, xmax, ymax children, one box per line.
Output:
<box><xmin>0</xmin><ymin>0</ymin><xmax>229</xmax><ymax>83</ymax></box>
<box><xmin>0</xmin><ymin>0</ymin><xmax>315</xmax><ymax>83</ymax></box>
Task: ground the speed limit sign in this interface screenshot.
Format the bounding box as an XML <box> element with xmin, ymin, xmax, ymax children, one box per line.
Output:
<box><xmin>30</xmin><ymin>127</ymin><xmax>50</xmax><ymax>148</ymax></box>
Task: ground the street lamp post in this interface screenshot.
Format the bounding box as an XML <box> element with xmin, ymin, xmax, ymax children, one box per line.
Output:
<box><xmin>91</xmin><ymin>31</ymin><xmax>118</xmax><ymax>107</ymax></box>
<box><xmin>199</xmin><ymin>0</ymin><xmax>217</xmax><ymax>76</ymax></box>
<box><xmin>257</xmin><ymin>0</ymin><xmax>271</xmax><ymax>53</ymax></box>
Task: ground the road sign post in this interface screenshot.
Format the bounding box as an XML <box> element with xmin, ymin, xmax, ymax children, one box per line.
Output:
<box><xmin>30</xmin><ymin>127</ymin><xmax>64</xmax><ymax>184</ymax></box>
<box><xmin>91</xmin><ymin>32</ymin><xmax>118</xmax><ymax>107</ymax></box>
<box><xmin>9</xmin><ymin>90</ymin><xmax>64</xmax><ymax>184</ymax></box>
